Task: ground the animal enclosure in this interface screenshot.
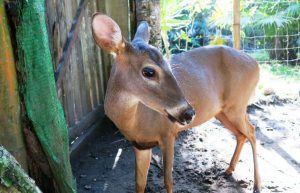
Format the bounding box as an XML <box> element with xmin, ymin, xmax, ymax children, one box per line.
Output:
<box><xmin>161</xmin><ymin>0</ymin><xmax>300</xmax><ymax>67</ymax></box>
<box><xmin>45</xmin><ymin>0</ymin><xmax>133</xmax><ymax>144</ymax></box>
<box><xmin>1</xmin><ymin>0</ymin><xmax>300</xmax><ymax>193</ymax></box>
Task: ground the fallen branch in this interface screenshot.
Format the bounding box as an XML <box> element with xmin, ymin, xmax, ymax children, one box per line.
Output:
<box><xmin>0</xmin><ymin>146</ymin><xmax>42</xmax><ymax>193</ymax></box>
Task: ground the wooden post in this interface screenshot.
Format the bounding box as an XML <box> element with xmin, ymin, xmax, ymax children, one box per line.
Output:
<box><xmin>135</xmin><ymin>0</ymin><xmax>161</xmax><ymax>49</ymax></box>
<box><xmin>233</xmin><ymin>0</ymin><xmax>240</xmax><ymax>50</ymax></box>
<box><xmin>0</xmin><ymin>0</ymin><xmax>28</xmax><ymax>171</ymax></box>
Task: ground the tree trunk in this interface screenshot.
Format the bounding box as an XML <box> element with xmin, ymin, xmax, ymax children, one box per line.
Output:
<box><xmin>14</xmin><ymin>0</ymin><xmax>76</xmax><ymax>192</ymax></box>
<box><xmin>0</xmin><ymin>0</ymin><xmax>28</xmax><ymax>171</ymax></box>
<box><xmin>135</xmin><ymin>0</ymin><xmax>161</xmax><ymax>49</ymax></box>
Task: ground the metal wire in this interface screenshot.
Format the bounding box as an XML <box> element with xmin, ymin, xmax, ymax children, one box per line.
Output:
<box><xmin>240</xmin><ymin>0</ymin><xmax>300</xmax><ymax>66</ymax></box>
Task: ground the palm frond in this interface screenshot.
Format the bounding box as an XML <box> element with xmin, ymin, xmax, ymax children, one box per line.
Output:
<box><xmin>284</xmin><ymin>3</ymin><xmax>300</xmax><ymax>16</ymax></box>
<box><xmin>256</xmin><ymin>12</ymin><xmax>291</xmax><ymax>28</ymax></box>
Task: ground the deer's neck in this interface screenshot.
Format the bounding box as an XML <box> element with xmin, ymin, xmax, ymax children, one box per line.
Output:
<box><xmin>104</xmin><ymin>67</ymin><xmax>139</xmax><ymax>132</ymax></box>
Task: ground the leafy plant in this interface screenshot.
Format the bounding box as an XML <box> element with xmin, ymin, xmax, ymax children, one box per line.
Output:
<box><xmin>247</xmin><ymin>50</ymin><xmax>270</xmax><ymax>61</ymax></box>
<box><xmin>161</xmin><ymin>0</ymin><xmax>300</xmax><ymax>66</ymax></box>
<box><xmin>160</xmin><ymin>0</ymin><xmax>214</xmax><ymax>56</ymax></box>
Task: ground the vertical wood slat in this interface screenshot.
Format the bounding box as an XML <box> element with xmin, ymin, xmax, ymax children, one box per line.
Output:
<box><xmin>89</xmin><ymin>0</ymin><xmax>99</xmax><ymax>107</ymax></box>
<box><xmin>71</xmin><ymin>0</ymin><xmax>82</xmax><ymax>124</ymax></box>
<box><xmin>80</xmin><ymin>23</ymin><xmax>93</xmax><ymax>114</ymax></box>
<box><xmin>98</xmin><ymin>0</ymin><xmax>131</xmax><ymax>90</ymax></box>
<box><xmin>65</xmin><ymin>59</ymin><xmax>75</xmax><ymax>126</ymax></box>
<box><xmin>233</xmin><ymin>0</ymin><xmax>240</xmax><ymax>50</ymax></box>
<box><xmin>64</xmin><ymin>0</ymin><xmax>79</xmax><ymax>127</ymax></box>
<box><xmin>45</xmin><ymin>0</ymin><xmax>131</xmax><ymax>139</ymax></box>
<box><xmin>89</xmin><ymin>0</ymin><xmax>104</xmax><ymax>103</ymax></box>
<box><xmin>77</xmin><ymin>7</ymin><xmax>89</xmax><ymax>116</ymax></box>
<box><xmin>73</xmin><ymin>42</ymin><xmax>84</xmax><ymax>123</ymax></box>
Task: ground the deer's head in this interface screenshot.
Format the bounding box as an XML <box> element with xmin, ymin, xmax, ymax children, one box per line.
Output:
<box><xmin>92</xmin><ymin>14</ymin><xmax>195</xmax><ymax>126</ymax></box>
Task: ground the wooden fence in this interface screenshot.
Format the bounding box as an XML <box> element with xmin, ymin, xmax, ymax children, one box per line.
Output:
<box><xmin>45</xmin><ymin>0</ymin><xmax>133</xmax><ymax>143</ymax></box>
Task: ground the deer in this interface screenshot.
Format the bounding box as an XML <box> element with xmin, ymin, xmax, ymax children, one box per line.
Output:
<box><xmin>91</xmin><ymin>14</ymin><xmax>261</xmax><ymax>193</ymax></box>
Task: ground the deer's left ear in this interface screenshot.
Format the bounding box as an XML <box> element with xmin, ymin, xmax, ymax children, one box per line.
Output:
<box><xmin>92</xmin><ymin>13</ymin><xmax>125</xmax><ymax>54</ymax></box>
<box><xmin>133</xmin><ymin>21</ymin><xmax>150</xmax><ymax>44</ymax></box>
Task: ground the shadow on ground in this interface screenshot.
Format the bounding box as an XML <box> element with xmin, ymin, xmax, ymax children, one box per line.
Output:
<box><xmin>72</xmin><ymin>101</ymin><xmax>300</xmax><ymax>193</ymax></box>
<box><xmin>72</xmin><ymin>118</ymin><xmax>249</xmax><ymax>193</ymax></box>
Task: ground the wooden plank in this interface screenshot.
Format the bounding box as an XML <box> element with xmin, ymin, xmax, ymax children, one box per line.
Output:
<box><xmin>72</xmin><ymin>41</ymin><xmax>84</xmax><ymax>123</ymax></box>
<box><xmin>97</xmin><ymin>0</ymin><xmax>131</xmax><ymax>90</ymax></box>
<box><xmin>104</xmin><ymin>0</ymin><xmax>130</xmax><ymax>39</ymax></box>
<box><xmin>69</xmin><ymin>105</ymin><xmax>104</xmax><ymax>142</ymax></box>
<box><xmin>80</xmin><ymin>27</ymin><xmax>93</xmax><ymax>114</ymax></box>
<box><xmin>69</xmin><ymin>115</ymin><xmax>104</xmax><ymax>160</ymax></box>
<box><xmin>55</xmin><ymin>0</ymin><xmax>88</xmax><ymax>86</ymax></box>
<box><xmin>90</xmin><ymin>51</ymin><xmax>100</xmax><ymax>108</ymax></box>
<box><xmin>50</xmin><ymin>0</ymin><xmax>132</xmax><ymax>137</ymax></box>
<box><xmin>77</xmin><ymin>23</ymin><xmax>89</xmax><ymax>117</ymax></box>
<box><xmin>65</xmin><ymin>58</ymin><xmax>75</xmax><ymax>127</ymax></box>
<box><xmin>55</xmin><ymin>0</ymin><xmax>86</xmax><ymax>127</ymax></box>
<box><xmin>60</xmin><ymin>81</ymin><xmax>69</xmax><ymax>126</ymax></box>
<box><xmin>83</xmin><ymin>2</ymin><xmax>99</xmax><ymax>109</ymax></box>
<box><xmin>233</xmin><ymin>0</ymin><xmax>240</xmax><ymax>50</ymax></box>
<box><xmin>96</xmin><ymin>47</ymin><xmax>105</xmax><ymax>102</ymax></box>
<box><xmin>87</xmin><ymin>1</ymin><xmax>100</xmax><ymax>105</ymax></box>
<box><xmin>97</xmin><ymin>0</ymin><xmax>110</xmax><ymax>91</ymax></box>
<box><xmin>89</xmin><ymin>0</ymin><xmax>105</xmax><ymax>103</ymax></box>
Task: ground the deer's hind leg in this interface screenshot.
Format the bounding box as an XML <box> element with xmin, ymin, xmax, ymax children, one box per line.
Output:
<box><xmin>215</xmin><ymin>112</ymin><xmax>247</xmax><ymax>175</ymax></box>
<box><xmin>216</xmin><ymin>110</ymin><xmax>261</xmax><ymax>193</ymax></box>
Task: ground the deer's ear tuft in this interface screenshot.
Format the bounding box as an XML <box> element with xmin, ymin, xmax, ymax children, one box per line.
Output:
<box><xmin>92</xmin><ymin>13</ymin><xmax>123</xmax><ymax>54</ymax></box>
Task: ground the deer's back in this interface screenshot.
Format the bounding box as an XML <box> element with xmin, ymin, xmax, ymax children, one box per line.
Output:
<box><xmin>170</xmin><ymin>46</ymin><xmax>259</xmax><ymax>128</ymax></box>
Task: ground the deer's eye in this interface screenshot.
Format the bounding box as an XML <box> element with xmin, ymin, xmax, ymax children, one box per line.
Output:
<box><xmin>142</xmin><ymin>67</ymin><xmax>156</xmax><ymax>78</ymax></box>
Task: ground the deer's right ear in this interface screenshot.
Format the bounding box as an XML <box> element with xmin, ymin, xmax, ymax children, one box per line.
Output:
<box><xmin>92</xmin><ymin>13</ymin><xmax>124</xmax><ymax>54</ymax></box>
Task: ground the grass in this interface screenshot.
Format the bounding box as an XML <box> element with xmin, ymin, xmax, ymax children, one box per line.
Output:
<box><xmin>247</xmin><ymin>50</ymin><xmax>270</xmax><ymax>61</ymax></box>
<box><xmin>247</xmin><ymin>50</ymin><xmax>300</xmax><ymax>81</ymax></box>
<box><xmin>257</xmin><ymin>63</ymin><xmax>300</xmax><ymax>99</ymax></box>
<box><xmin>261</xmin><ymin>63</ymin><xmax>300</xmax><ymax>81</ymax></box>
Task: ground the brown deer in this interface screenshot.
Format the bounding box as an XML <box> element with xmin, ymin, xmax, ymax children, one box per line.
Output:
<box><xmin>92</xmin><ymin>14</ymin><xmax>261</xmax><ymax>193</ymax></box>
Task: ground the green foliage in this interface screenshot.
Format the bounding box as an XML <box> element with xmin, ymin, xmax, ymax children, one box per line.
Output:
<box><xmin>161</xmin><ymin>0</ymin><xmax>300</xmax><ymax>65</ymax></box>
<box><xmin>261</xmin><ymin>63</ymin><xmax>300</xmax><ymax>81</ymax></box>
<box><xmin>0</xmin><ymin>146</ymin><xmax>42</xmax><ymax>193</ymax></box>
<box><xmin>209</xmin><ymin>0</ymin><xmax>233</xmax><ymax>29</ymax></box>
<box><xmin>209</xmin><ymin>35</ymin><xmax>227</xmax><ymax>45</ymax></box>
<box><xmin>248</xmin><ymin>50</ymin><xmax>270</xmax><ymax>61</ymax></box>
<box><xmin>161</xmin><ymin>0</ymin><xmax>223</xmax><ymax>54</ymax></box>
<box><xmin>241</xmin><ymin>0</ymin><xmax>300</xmax><ymax>65</ymax></box>
<box><xmin>269</xmin><ymin>64</ymin><xmax>300</xmax><ymax>80</ymax></box>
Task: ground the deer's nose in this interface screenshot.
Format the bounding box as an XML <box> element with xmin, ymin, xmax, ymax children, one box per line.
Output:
<box><xmin>180</xmin><ymin>108</ymin><xmax>195</xmax><ymax>124</ymax></box>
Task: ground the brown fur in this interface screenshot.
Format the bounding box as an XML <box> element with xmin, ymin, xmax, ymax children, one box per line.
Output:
<box><xmin>92</xmin><ymin>14</ymin><xmax>261</xmax><ymax>193</ymax></box>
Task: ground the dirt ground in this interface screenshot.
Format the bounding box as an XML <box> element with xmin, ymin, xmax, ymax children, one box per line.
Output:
<box><xmin>72</xmin><ymin>93</ymin><xmax>300</xmax><ymax>193</ymax></box>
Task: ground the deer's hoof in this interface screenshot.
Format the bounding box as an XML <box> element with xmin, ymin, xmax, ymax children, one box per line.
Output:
<box><xmin>253</xmin><ymin>185</ymin><xmax>261</xmax><ymax>193</ymax></box>
<box><xmin>225</xmin><ymin>167</ymin><xmax>234</xmax><ymax>176</ymax></box>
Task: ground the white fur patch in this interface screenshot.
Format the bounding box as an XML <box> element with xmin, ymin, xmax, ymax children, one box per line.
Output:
<box><xmin>112</xmin><ymin>27</ymin><xmax>122</xmax><ymax>45</ymax></box>
<box><xmin>110</xmin><ymin>52</ymin><xmax>117</xmax><ymax>58</ymax></box>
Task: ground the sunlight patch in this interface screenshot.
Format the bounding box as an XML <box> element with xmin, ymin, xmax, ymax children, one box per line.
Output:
<box><xmin>112</xmin><ymin>148</ymin><xmax>123</xmax><ymax>170</ymax></box>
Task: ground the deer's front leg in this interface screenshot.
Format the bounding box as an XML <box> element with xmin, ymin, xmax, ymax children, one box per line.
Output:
<box><xmin>133</xmin><ymin>147</ymin><xmax>152</xmax><ymax>193</ymax></box>
<box><xmin>161</xmin><ymin>136</ymin><xmax>175</xmax><ymax>193</ymax></box>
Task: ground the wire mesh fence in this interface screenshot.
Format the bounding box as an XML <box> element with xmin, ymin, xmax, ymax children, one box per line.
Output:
<box><xmin>161</xmin><ymin>0</ymin><xmax>300</xmax><ymax>66</ymax></box>
<box><xmin>241</xmin><ymin>0</ymin><xmax>300</xmax><ymax>66</ymax></box>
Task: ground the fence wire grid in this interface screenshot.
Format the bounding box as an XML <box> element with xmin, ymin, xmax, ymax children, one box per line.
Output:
<box><xmin>162</xmin><ymin>0</ymin><xmax>300</xmax><ymax>66</ymax></box>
